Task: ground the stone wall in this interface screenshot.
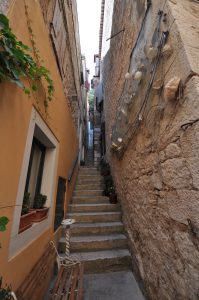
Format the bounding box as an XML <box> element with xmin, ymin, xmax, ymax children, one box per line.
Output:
<box><xmin>102</xmin><ymin>0</ymin><xmax>199</xmax><ymax>299</ymax></box>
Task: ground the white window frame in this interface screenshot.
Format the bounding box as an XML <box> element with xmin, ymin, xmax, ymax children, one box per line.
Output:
<box><xmin>9</xmin><ymin>107</ymin><xmax>59</xmax><ymax>259</ymax></box>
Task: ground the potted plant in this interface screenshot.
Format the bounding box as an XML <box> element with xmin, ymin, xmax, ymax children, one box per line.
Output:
<box><xmin>0</xmin><ymin>277</ymin><xmax>12</xmax><ymax>300</ymax></box>
<box><xmin>0</xmin><ymin>217</ymin><xmax>9</xmax><ymax>233</ymax></box>
<box><xmin>80</xmin><ymin>160</ymin><xmax>85</xmax><ymax>166</ymax></box>
<box><xmin>19</xmin><ymin>193</ymin><xmax>36</xmax><ymax>233</ymax></box>
<box><xmin>103</xmin><ymin>175</ymin><xmax>114</xmax><ymax>196</ymax></box>
<box><xmin>31</xmin><ymin>193</ymin><xmax>49</xmax><ymax>222</ymax></box>
<box><xmin>0</xmin><ymin>225</ymin><xmax>14</xmax><ymax>299</ymax></box>
<box><xmin>108</xmin><ymin>186</ymin><xmax>118</xmax><ymax>204</ymax></box>
<box><xmin>100</xmin><ymin>160</ymin><xmax>110</xmax><ymax>176</ymax></box>
<box><xmin>0</xmin><ymin>216</ymin><xmax>9</xmax><ymax>250</ymax></box>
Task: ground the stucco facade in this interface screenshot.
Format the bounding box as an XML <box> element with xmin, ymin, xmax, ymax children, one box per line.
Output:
<box><xmin>101</xmin><ymin>0</ymin><xmax>199</xmax><ymax>299</ymax></box>
<box><xmin>100</xmin><ymin>0</ymin><xmax>114</xmax><ymax>61</ymax></box>
<box><xmin>39</xmin><ymin>0</ymin><xmax>88</xmax><ymax>164</ymax></box>
<box><xmin>0</xmin><ymin>0</ymin><xmax>78</xmax><ymax>297</ymax></box>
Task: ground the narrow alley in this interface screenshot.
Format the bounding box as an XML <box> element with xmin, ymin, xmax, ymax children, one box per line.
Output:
<box><xmin>58</xmin><ymin>122</ymin><xmax>145</xmax><ymax>299</ymax></box>
<box><xmin>0</xmin><ymin>0</ymin><xmax>199</xmax><ymax>300</ymax></box>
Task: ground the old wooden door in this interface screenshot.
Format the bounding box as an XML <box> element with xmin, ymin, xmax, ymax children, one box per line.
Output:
<box><xmin>54</xmin><ymin>177</ymin><xmax>66</xmax><ymax>231</ymax></box>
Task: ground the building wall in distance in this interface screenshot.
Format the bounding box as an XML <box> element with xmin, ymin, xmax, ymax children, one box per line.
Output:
<box><xmin>39</xmin><ymin>0</ymin><xmax>82</xmax><ymax>128</ymax></box>
<box><xmin>39</xmin><ymin>0</ymin><xmax>88</xmax><ymax>163</ymax></box>
<box><xmin>102</xmin><ymin>0</ymin><xmax>199</xmax><ymax>299</ymax></box>
<box><xmin>101</xmin><ymin>0</ymin><xmax>114</xmax><ymax>60</ymax></box>
<box><xmin>0</xmin><ymin>0</ymin><xmax>12</xmax><ymax>14</ymax></box>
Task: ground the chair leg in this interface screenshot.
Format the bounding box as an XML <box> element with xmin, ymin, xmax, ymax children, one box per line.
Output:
<box><xmin>11</xmin><ymin>291</ymin><xmax>18</xmax><ymax>300</ymax></box>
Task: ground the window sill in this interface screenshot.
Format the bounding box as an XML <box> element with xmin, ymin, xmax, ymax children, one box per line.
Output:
<box><xmin>19</xmin><ymin>208</ymin><xmax>50</xmax><ymax>234</ymax></box>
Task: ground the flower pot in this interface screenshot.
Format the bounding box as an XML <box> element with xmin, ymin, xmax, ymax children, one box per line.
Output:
<box><xmin>103</xmin><ymin>190</ymin><xmax>109</xmax><ymax>196</ymax></box>
<box><xmin>109</xmin><ymin>193</ymin><xmax>117</xmax><ymax>204</ymax></box>
<box><xmin>19</xmin><ymin>211</ymin><xmax>36</xmax><ymax>233</ymax></box>
<box><xmin>101</xmin><ymin>169</ymin><xmax>110</xmax><ymax>176</ymax></box>
<box><xmin>30</xmin><ymin>207</ymin><xmax>49</xmax><ymax>222</ymax></box>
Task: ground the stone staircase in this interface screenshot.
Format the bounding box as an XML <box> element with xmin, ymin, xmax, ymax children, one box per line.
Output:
<box><xmin>58</xmin><ymin>166</ymin><xmax>132</xmax><ymax>273</ymax></box>
<box><xmin>85</xmin><ymin>146</ymin><xmax>94</xmax><ymax>166</ymax></box>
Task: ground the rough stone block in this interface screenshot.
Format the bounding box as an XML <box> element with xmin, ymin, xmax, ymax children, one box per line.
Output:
<box><xmin>161</xmin><ymin>158</ymin><xmax>192</xmax><ymax>189</ymax></box>
<box><xmin>165</xmin><ymin>143</ymin><xmax>181</xmax><ymax>159</ymax></box>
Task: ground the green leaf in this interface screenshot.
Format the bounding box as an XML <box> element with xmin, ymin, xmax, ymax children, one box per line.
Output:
<box><xmin>31</xmin><ymin>84</ymin><xmax>37</xmax><ymax>91</ymax></box>
<box><xmin>0</xmin><ymin>13</ymin><xmax>54</xmax><ymax>104</ymax></box>
<box><xmin>0</xmin><ymin>14</ymin><xmax>9</xmax><ymax>28</ymax></box>
<box><xmin>10</xmin><ymin>69</ymin><xmax>20</xmax><ymax>80</ymax></box>
<box><xmin>10</xmin><ymin>78</ymin><xmax>24</xmax><ymax>88</ymax></box>
<box><xmin>0</xmin><ymin>217</ymin><xmax>9</xmax><ymax>232</ymax></box>
<box><xmin>18</xmin><ymin>41</ymin><xmax>31</xmax><ymax>51</ymax></box>
<box><xmin>10</xmin><ymin>48</ymin><xmax>25</xmax><ymax>61</ymax></box>
<box><xmin>24</xmin><ymin>88</ymin><xmax>30</xmax><ymax>95</ymax></box>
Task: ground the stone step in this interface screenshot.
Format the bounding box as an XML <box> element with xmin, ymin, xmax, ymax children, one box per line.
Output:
<box><xmin>60</xmin><ymin>164</ymin><xmax>132</xmax><ymax>274</ymax></box>
<box><xmin>73</xmin><ymin>190</ymin><xmax>103</xmax><ymax>197</ymax></box>
<box><xmin>67</xmin><ymin>212</ymin><xmax>121</xmax><ymax>223</ymax></box>
<box><xmin>69</xmin><ymin>222</ymin><xmax>124</xmax><ymax>236</ymax></box>
<box><xmin>79</xmin><ymin>166</ymin><xmax>100</xmax><ymax>171</ymax></box>
<box><xmin>77</xmin><ymin>178</ymin><xmax>104</xmax><ymax>185</ymax></box>
<box><xmin>75</xmin><ymin>183</ymin><xmax>104</xmax><ymax>190</ymax></box>
<box><xmin>70</xmin><ymin>249</ymin><xmax>132</xmax><ymax>273</ymax></box>
<box><xmin>69</xmin><ymin>203</ymin><xmax>120</xmax><ymax>213</ymax></box>
<box><xmin>79</xmin><ymin>171</ymin><xmax>101</xmax><ymax>176</ymax></box>
<box><xmin>78</xmin><ymin>173</ymin><xmax>101</xmax><ymax>178</ymax></box>
<box><xmin>78</xmin><ymin>175</ymin><xmax>102</xmax><ymax>181</ymax></box>
<box><xmin>80</xmin><ymin>167</ymin><xmax>98</xmax><ymax>171</ymax></box>
<box><xmin>71</xmin><ymin>196</ymin><xmax>109</xmax><ymax>204</ymax></box>
<box><xmin>59</xmin><ymin>234</ymin><xmax>128</xmax><ymax>252</ymax></box>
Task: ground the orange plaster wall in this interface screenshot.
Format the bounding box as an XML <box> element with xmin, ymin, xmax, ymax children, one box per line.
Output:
<box><xmin>0</xmin><ymin>0</ymin><xmax>78</xmax><ymax>293</ymax></box>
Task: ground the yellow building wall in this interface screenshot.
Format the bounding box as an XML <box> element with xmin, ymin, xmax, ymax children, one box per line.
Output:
<box><xmin>0</xmin><ymin>0</ymin><xmax>78</xmax><ymax>296</ymax></box>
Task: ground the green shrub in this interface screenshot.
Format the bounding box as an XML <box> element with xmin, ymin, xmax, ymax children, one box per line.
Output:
<box><xmin>21</xmin><ymin>192</ymin><xmax>30</xmax><ymax>215</ymax></box>
<box><xmin>33</xmin><ymin>194</ymin><xmax>47</xmax><ymax>209</ymax></box>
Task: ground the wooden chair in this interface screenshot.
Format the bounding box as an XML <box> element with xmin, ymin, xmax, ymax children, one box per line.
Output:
<box><xmin>11</xmin><ymin>291</ymin><xmax>18</xmax><ymax>300</ymax></box>
<box><xmin>49</xmin><ymin>263</ymin><xmax>84</xmax><ymax>300</ymax></box>
<box><xmin>49</xmin><ymin>239</ymin><xmax>84</xmax><ymax>300</ymax></box>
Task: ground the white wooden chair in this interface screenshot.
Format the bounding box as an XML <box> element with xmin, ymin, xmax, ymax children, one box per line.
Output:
<box><xmin>11</xmin><ymin>291</ymin><xmax>18</xmax><ymax>300</ymax></box>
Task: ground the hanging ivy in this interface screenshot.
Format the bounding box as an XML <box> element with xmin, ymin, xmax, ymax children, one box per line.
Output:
<box><xmin>0</xmin><ymin>277</ymin><xmax>12</xmax><ymax>300</ymax></box>
<box><xmin>0</xmin><ymin>217</ymin><xmax>9</xmax><ymax>232</ymax></box>
<box><xmin>0</xmin><ymin>216</ymin><xmax>9</xmax><ymax>249</ymax></box>
<box><xmin>0</xmin><ymin>14</ymin><xmax>54</xmax><ymax>102</ymax></box>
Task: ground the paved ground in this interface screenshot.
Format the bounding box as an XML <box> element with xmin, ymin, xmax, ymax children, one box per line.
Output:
<box><xmin>83</xmin><ymin>271</ymin><xmax>145</xmax><ymax>300</ymax></box>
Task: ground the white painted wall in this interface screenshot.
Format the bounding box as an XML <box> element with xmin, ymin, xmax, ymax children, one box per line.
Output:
<box><xmin>101</xmin><ymin>0</ymin><xmax>114</xmax><ymax>59</ymax></box>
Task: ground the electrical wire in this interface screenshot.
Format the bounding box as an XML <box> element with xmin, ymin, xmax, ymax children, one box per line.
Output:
<box><xmin>122</xmin><ymin>31</ymin><xmax>168</xmax><ymax>146</ymax></box>
<box><xmin>111</xmin><ymin>0</ymin><xmax>183</xmax><ymax>158</ymax></box>
<box><xmin>116</xmin><ymin>1</ymin><xmax>152</xmax><ymax>115</ymax></box>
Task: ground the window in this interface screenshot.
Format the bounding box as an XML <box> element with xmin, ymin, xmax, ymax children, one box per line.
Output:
<box><xmin>50</xmin><ymin>0</ymin><xmax>67</xmax><ymax>79</ymax></box>
<box><xmin>9</xmin><ymin>108</ymin><xmax>59</xmax><ymax>258</ymax></box>
<box><xmin>24</xmin><ymin>138</ymin><xmax>46</xmax><ymax>208</ymax></box>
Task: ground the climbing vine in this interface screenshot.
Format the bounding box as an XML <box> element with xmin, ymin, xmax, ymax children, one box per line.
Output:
<box><xmin>0</xmin><ymin>14</ymin><xmax>54</xmax><ymax>103</ymax></box>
